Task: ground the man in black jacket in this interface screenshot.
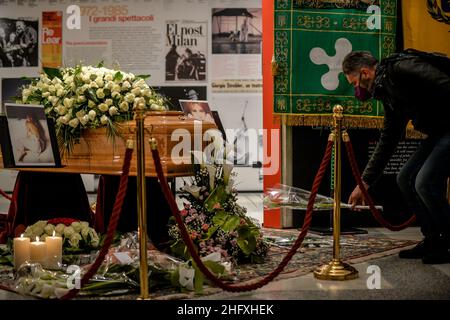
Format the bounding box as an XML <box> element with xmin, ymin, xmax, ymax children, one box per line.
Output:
<box><xmin>343</xmin><ymin>50</ymin><xmax>450</xmax><ymax>264</ymax></box>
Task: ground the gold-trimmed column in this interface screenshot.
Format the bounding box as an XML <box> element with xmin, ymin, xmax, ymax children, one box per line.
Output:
<box><xmin>314</xmin><ymin>105</ymin><xmax>358</xmax><ymax>281</ymax></box>
<box><xmin>135</xmin><ymin>104</ymin><xmax>149</xmax><ymax>298</ymax></box>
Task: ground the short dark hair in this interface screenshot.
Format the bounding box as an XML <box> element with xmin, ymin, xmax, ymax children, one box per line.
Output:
<box><xmin>342</xmin><ymin>51</ymin><xmax>378</xmax><ymax>74</ymax></box>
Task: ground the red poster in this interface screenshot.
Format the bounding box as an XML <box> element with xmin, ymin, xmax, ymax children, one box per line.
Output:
<box><xmin>42</xmin><ymin>11</ymin><xmax>62</xmax><ymax>68</ymax></box>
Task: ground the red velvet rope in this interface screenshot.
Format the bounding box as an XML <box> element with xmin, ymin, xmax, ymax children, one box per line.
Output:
<box><xmin>61</xmin><ymin>146</ymin><xmax>133</xmax><ymax>300</ymax></box>
<box><xmin>151</xmin><ymin>140</ymin><xmax>333</xmax><ymax>292</ymax></box>
<box><xmin>344</xmin><ymin>139</ymin><xmax>416</xmax><ymax>231</ymax></box>
<box><xmin>0</xmin><ymin>189</ymin><xmax>12</xmax><ymax>201</ymax></box>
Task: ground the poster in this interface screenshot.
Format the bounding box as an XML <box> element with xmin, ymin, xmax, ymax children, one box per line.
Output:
<box><xmin>165</xmin><ymin>20</ymin><xmax>207</xmax><ymax>81</ymax></box>
<box><xmin>41</xmin><ymin>11</ymin><xmax>62</xmax><ymax>68</ymax></box>
<box><xmin>153</xmin><ymin>86</ymin><xmax>207</xmax><ymax>110</ymax></box>
<box><xmin>0</xmin><ymin>17</ymin><xmax>39</xmax><ymax>68</ymax></box>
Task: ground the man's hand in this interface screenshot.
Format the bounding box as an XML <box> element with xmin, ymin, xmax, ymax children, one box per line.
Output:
<box><xmin>348</xmin><ymin>181</ymin><xmax>369</xmax><ymax>211</ymax></box>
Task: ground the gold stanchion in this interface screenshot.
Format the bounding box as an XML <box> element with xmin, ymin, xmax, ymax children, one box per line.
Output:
<box><xmin>135</xmin><ymin>105</ymin><xmax>149</xmax><ymax>299</ymax></box>
<box><xmin>314</xmin><ymin>105</ymin><xmax>359</xmax><ymax>281</ymax></box>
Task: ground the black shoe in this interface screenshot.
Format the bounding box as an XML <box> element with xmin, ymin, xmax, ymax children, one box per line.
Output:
<box><xmin>398</xmin><ymin>240</ymin><xmax>427</xmax><ymax>259</ymax></box>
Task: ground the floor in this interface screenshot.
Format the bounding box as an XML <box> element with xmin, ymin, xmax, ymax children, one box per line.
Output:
<box><xmin>1</xmin><ymin>193</ymin><xmax>449</xmax><ymax>300</ymax></box>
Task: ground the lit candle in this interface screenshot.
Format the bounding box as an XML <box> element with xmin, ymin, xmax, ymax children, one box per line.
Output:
<box><xmin>45</xmin><ymin>231</ymin><xmax>62</xmax><ymax>269</ymax></box>
<box><xmin>13</xmin><ymin>234</ymin><xmax>30</xmax><ymax>269</ymax></box>
<box><xmin>30</xmin><ymin>236</ymin><xmax>47</xmax><ymax>266</ymax></box>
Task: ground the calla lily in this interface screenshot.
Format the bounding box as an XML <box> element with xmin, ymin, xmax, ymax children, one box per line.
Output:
<box><xmin>205</xmin><ymin>165</ymin><xmax>216</xmax><ymax>190</ymax></box>
<box><xmin>222</xmin><ymin>164</ymin><xmax>233</xmax><ymax>185</ymax></box>
<box><xmin>183</xmin><ymin>185</ymin><xmax>201</xmax><ymax>199</ymax></box>
<box><xmin>179</xmin><ymin>264</ymin><xmax>195</xmax><ymax>290</ymax></box>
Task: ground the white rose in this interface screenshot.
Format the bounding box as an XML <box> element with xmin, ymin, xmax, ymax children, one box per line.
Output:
<box><xmin>104</xmin><ymin>74</ymin><xmax>113</xmax><ymax>82</ymax></box>
<box><xmin>56</xmin><ymin>88</ymin><xmax>64</xmax><ymax>97</ymax></box>
<box><xmin>112</xmin><ymin>84</ymin><xmax>121</xmax><ymax>92</ymax></box>
<box><xmin>55</xmin><ymin>83</ymin><xmax>64</xmax><ymax>92</ymax></box>
<box><xmin>55</xmin><ymin>224</ymin><xmax>65</xmax><ymax>235</ymax></box>
<box><xmin>55</xmin><ymin>105</ymin><xmax>67</xmax><ymax>115</ymax></box>
<box><xmin>134</xmin><ymin>97</ymin><xmax>146</xmax><ymax>109</ymax></box>
<box><xmin>51</xmin><ymin>77</ymin><xmax>62</xmax><ymax>85</ymax></box>
<box><xmin>131</xmin><ymin>87</ymin><xmax>141</xmax><ymax>96</ymax></box>
<box><xmin>142</xmin><ymin>88</ymin><xmax>152</xmax><ymax>97</ymax></box>
<box><xmin>89</xmin><ymin>81</ymin><xmax>99</xmax><ymax>89</ymax></box>
<box><xmin>64</xmin><ymin>75</ymin><xmax>74</xmax><ymax>84</ymax></box>
<box><xmin>100</xmin><ymin>115</ymin><xmax>109</xmax><ymax>124</ymax></box>
<box><xmin>71</xmin><ymin>222</ymin><xmax>82</xmax><ymax>233</ymax></box>
<box><xmin>82</xmin><ymin>74</ymin><xmax>90</xmax><ymax>83</ymax></box>
<box><xmin>77</xmin><ymin>95</ymin><xmax>86</xmax><ymax>103</ymax></box>
<box><xmin>95</xmin><ymin>77</ymin><xmax>104</xmax><ymax>87</ymax></box>
<box><xmin>81</xmin><ymin>226</ymin><xmax>89</xmax><ymax>239</ymax></box>
<box><xmin>42</xmin><ymin>92</ymin><xmax>51</xmax><ymax>98</ymax></box>
<box><xmin>121</xmin><ymin>81</ymin><xmax>131</xmax><ymax>91</ymax></box>
<box><xmin>88</xmin><ymin>100</ymin><xmax>96</xmax><ymax>108</ymax></box>
<box><xmin>80</xmin><ymin>115</ymin><xmax>89</xmax><ymax>125</ymax></box>
<box><xmin>111</xmin><ymin>91</ymin><xmax>121</xmax><ymax>99</ymax></box>
<box><xmin>98</xmin><ymin>103</ymin><xmax>109</xmax><ymax>112</ymax></box>
<box><xmin>119</xmin><ymin>101</ymin><xmax>129</xmax><ymax>111</ymax></box>
<box><xmin>63</xmin><ymin>98</ymin><xmax>74</xmax><ymax>109</ymax></box>
<box><xmin>41</xmin><ymin>83</ymin><xmax>49</xmax><ymax>92</ymax></box>
<box><xmin>75</xmin><ymin>110</ymin><xmax>85</xmax><ymax>119</ymax></box>
<box><xmin>69</xmin><ymin>233</ymin><xmax>82</xmax><ymax>248</ymax></box>
<box><xmin>48</xmin><ymin>85</ymin><xmax>56</xmax><ymax>93</ymax></box>
<box><xmin>105</xmin><ymin>98</ymin><xmax>113</xmax><ymax>106</ymax></box>
<box><xmin>63</xmin><ymin>226</ymin><xmax>75</xmax><ymax>238</ymax></box>
<box><xmin>124</xmin><ymin>93</ymin><xmax>135</xmax><ymax>103</ymax></box>
<box><xmin>96</xmin><ymin>88</ymin><xmax>105</xmax><ymax>99</ymax></box>
<box><xmin>132</xmin><ymin>78</ymin><xmax>146</xmax><ymax>88</ymax></box>
<box><xmin>22</xmin><ymin>88</ymin><xmax>31</xmax><ymax>97</ymax></box>
<box><xmin>88</xmin><ymin>110</ymin><xmax>96</xmax><ymax>120</ymax></box>
<box><xmin>108</xmin><ymin>106</ymin><xmax>118</xmax><ymax>116</ymax></box>
<box><xmin>62</xmin><ymin>114</ymin><xmax>71</xmax><ymax>124</ymax></box>
<box><xmin>80</xmin><ymin>221</ymin><xmax>89</xmax><ymax>229</ymax></box>
<box><xmin>68</xmin><ymin>118</ymin><xmax>79</xmax><ymax>128</ymax></box>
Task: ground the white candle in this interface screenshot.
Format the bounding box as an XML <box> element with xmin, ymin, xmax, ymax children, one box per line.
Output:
<box><xmin>45</xmin><ymin>231</ymin><xmax>62</xmax><ymax>269</ymax></box>
<box><xmin>13</xmin><ymin>234</ymin><xmax>30</xmax><ymax>269</ymax></box>
<box><xmin>30</xmin><ymin>236</ymin><xmax>47</xmax><ymax>266</ymax></box>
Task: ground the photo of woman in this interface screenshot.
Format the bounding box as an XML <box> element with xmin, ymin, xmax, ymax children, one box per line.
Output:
<box><xmin>5</xmin><ymin>104</ymin><xmax>56</xmax><ymax>166</ymax></box>
<box><xmin>179</xmin><ymin>100</ymin><xmax>215</xmax><ymax>122</ymax></box>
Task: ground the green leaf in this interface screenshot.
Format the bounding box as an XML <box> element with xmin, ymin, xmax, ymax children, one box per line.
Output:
<box><xmin>96</xmin><ymin>61</ymin><xmax>105</xmax><ymax>68</ymax></box>
<box><xmin>135</xmin><ymin>74</ymin><xmax>150</xmax><ymax>80</ymax></box>
<box><xmin>204</xmin><ymin>225</ymin><xmax>218</xmax><ymax>240</ymax></box>
<box><xmin>43</xmin><ymin>67</ymin><xmax>63</xmax><ymax>80</ymax></box>
<box><xmin>170</xmin><ymin>240</ymin><xmax>190</xmax><ymax>260</ymax></box>
<box><xmin>203</xmin><ymin>260</ymin><xmax>225</xmax><ymax>276</ymax></box>
<box><xmin>113</xmin><ymin>71</ymin><xmax>123</xmax><ymax>81</ymax></box>
<box><xmin>237</xmin><ymin>226</ymin><xmax>257</xmax><ymax>255</ymax></box>
<box><xmin>222</xmin><ymin>215</ymin><xmax>241</xmax><ymax>232</ymax></box>
<box><xmin>85</xmin><ymin>88</ymin><xmax>99</xmax><ymax>104</ymax></box>
<box><xmin>193</xmin><ymin>264</ymin><xmax>203</xmax><ymax>293</ymax></box>
<box><xmin>204</xmin><ymin>185</ymin><xmax>227</xmax><ymax>211</ymax></box>
<box><xmin>212</xmin><ymin>211</ymin><xmax>227</xmax><ymax>226</ymax></box>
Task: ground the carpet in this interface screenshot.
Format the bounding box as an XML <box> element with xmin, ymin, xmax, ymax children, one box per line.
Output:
<box><xmin>0</xmin><ymin>229</ymin><xmax>418</xmax><ymax>300</ymax></box>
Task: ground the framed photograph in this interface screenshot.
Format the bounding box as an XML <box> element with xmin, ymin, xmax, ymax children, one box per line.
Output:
<box><xmin>179</xmin><ymin>99</ymin><xmax>215</xmax><ymax>123</ymax></box>
<box><xmin>3</xmin><ymin>103</ymin><xmax>61</xmax><ymax>167</ymax></box>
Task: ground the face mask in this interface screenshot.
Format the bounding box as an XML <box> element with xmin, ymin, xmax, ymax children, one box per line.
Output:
<box><xmin>354</xmin><ymin>73</ymin><xmax>372</xmax><ymax>102</ymax></box>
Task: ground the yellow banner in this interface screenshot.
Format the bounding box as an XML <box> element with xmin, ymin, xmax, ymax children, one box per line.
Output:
<box><xmin>42</xmin><ymin>11</ymin><xmax>63</xmax><ymax>68</ymax></box>
<box><xmin>402</xmin><ymin>0</ymin><xmax>450</xmax><ymax>55</ymax></box>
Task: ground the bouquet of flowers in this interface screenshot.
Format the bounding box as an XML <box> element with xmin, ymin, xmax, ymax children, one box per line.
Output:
<box><xmin>20</xmin><ymin>63</ymin><xmax>168</xmax><ymax>153</ymax></box>
<box><xmin>168</xmin><ymin>154</ymin><xmax>269</xmax><ymax>265</ymax></box>
<box><xmin>23</xmin><ymin>218</ymin><xmax>100</xmax><ymax>252</ymax></box>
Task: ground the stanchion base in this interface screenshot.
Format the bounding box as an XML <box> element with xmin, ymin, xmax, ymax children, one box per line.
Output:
<box><xmin>314</xmin><ymin>260</ymin><xmax>359</xmax><ymax>280</ymax></box>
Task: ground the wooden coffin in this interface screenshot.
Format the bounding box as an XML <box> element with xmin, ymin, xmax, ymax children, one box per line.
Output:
<box><xmin>0</xmin><ymin>111</ymin><xmax>218</xmax><ymax>177</ymax></box>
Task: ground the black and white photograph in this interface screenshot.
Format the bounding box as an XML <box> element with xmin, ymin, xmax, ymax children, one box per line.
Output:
<box><xmin>165</xmin><ymin>20</ymin><xmax>207</xmax><ymax>81</ymax></box>
<box><xmin>4</xmin><ymin>103</ymin><xmax>58</xmax><ymax>167</ymax></box>
<box><xmin>153</xmin><ymin>86</ymin><xmax>206</xmax><ymax>110</ymax></box>
<box><xmin>0</xmin><ymin>18</ymin><xmax>39</xmax><ymax>67</ymax></box>
<box><xmin>1</xmin><ymin>77</ymin><xmax>33</xmax><ymax>113</ymax></box>
<box><xmin>212</xmin><ymin>8</ymin><xmax>262</xmax><ymax>54</ymax></box>
<box><xmin>179</xmin><ymin>99</ymin><xmax>215</xmax><ymax>123</ymax></box>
